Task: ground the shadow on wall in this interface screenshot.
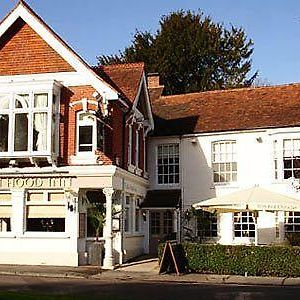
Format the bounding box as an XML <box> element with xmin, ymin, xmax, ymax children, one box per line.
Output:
<box><xmin>183</xmin><ymin>137</ymin><xmax>216</xmax><ymax>206</ymax></box>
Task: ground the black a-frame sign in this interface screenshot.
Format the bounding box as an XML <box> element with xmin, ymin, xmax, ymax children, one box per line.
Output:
<box><xmin>159</xmin><ymin>241</ymin><xmax>187</xmax><ymax>275</ymax></box>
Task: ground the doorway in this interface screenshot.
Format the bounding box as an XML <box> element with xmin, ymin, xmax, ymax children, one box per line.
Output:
<box><xmin>149</xmin><ymin>210</ymin><xmax>175</xmax><ymax>255</ymax></box>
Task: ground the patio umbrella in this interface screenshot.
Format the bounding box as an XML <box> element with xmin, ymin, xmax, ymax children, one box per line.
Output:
<box><xmin>192</xmin><ymin>186</ymin><xmax>300</xmax><ymax>213</ymax></box>
<box><xmin>192</xmin><ymin>186</ymin><xmax>300</xmax><ymax>245</ymax></box>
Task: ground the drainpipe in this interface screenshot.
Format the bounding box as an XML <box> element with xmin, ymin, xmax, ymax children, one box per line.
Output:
<box><xmin>179</xmin><ymin>135</ymin><xmax>183</xmax><ymax>242</ymax></box>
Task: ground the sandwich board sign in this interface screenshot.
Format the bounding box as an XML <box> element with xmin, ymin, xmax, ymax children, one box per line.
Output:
<box><xmin>159</xmin><ymin>241</ymin><xmax>187</xmax><ymax>275</ymax></box>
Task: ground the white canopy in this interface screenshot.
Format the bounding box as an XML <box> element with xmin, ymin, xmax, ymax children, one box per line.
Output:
<box><xmin>193</xmin><ymin>186</ymin><xmax>300</xmax><ymax>213</ymax></box>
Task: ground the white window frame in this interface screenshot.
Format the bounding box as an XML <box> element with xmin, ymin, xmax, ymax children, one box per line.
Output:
<box><xmin>273</xmin><ymin>137</ymin><xmax>300</xmax><ymax>182</ymax></box>
<box><xmin>128</xmin><ymin>125</ymin><xmax>132</xmax><ymax>166</ymax></box>
<box><xmin>0</xmin><ymin>81</ymin><xmax>60</xmax><ymax>160</ymax></box>
<box><xmin>0</xmin><ymin>192</ymin><xmax>12</xmax><ymax>235</ymax></box>
<box><xmin>285</xmin><ymin>211</ymin><xmax>300</xmax><ymax>233</ymax></box>
<box><xmin>156</xmin><ymin>143</ymin><xmax>180</xmax><ymax>185</ymax></box>
<box><xmin>282</xmin><ymin>138</ymin><xmax>300</xmax><ymax>180</ymax></box>
<box><xmin>25</xmin><ymin>190</ymin><xmax>66</xmax><ymax>235</ymax></box>
<box><xmin>135</xmin><ymin>129</ymin><xmax>139</xmax><ymax>168</ymax></box>
<box><xmin>212</xmin><ymin>140</ymin><xmax>237</xmax><ymax>183</ymax></box>
<box><xmin>197</xmin><ymin>212</ymin><xmax>218</xmax><ymax>238</ymax></box>
<box><xmin>76</xmin><ymin>111</ymin><xmax>98</xmax><ymax>155</ymax></box>
<box><xmin>124</xmin><ymin>195</ymin><xmax>132</xmax><ymax>234</ymax></box>
<box><xmin>233</xmin><ymin>211</ymin><xmax>255</xmax><ymax>238</ymax></box>
<box><xmin>134</xmin><ymin>198</ymin><xmax>141</xmax><ymax>233</ymax></box>
<box><xmin>143</xmin><ymin>130</ymin><xmax>146</xmax><ymax>173</ymax></box>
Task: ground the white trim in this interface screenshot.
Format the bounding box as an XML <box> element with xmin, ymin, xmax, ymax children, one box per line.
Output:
<box><xmin>0</xmin><ymin>2</ymin><xmax>118</xmax><ymax>100</ymax></box>
<box><xmin>128</xmin><ymin>124</ymin><xmax>132</xmax><ymax>167</ymax></box>
<box><xmin>0</xmin><ymin>83</ymin><xmax>60</xmax><ymax>161</ymax></box>
<box><xmin>76</xmin><ymin>111</ymin><xmax>97</xmax><ymax>155</ymax></box>
<box><xmin>0</xmin><ymin>72</ymin><xmax>92</xmax><ymax>87</ymax></box>
<box><xmin>132</xmin><ymin>73</ymin><xmax>154</xmax><ymax>132</ymax></box>
<box><xmin>156</xmin><ymin>143</ymin><xmax>180</xmax><ymax>186</ymax></box>
<box><xmin>135</xmin><ymin>128</ymin><xmax>139</xmax><ymax>168</ymax></box>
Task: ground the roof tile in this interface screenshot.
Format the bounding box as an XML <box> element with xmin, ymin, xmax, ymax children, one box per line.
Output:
<box><xmin>151</xmin><ymin>84</ymin><xmax>300</xmax><ymax>136</ymax></box>
<box><xmin>94</xmin><ymin>62</ymin><xmax>144</xmax><ymax>103</ymax></box>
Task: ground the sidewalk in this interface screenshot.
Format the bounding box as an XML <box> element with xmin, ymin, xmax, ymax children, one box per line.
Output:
<box><xmin>0</xmin><ymin>260</ymin><xmax>300</xmax><ymax>287</ymax></box>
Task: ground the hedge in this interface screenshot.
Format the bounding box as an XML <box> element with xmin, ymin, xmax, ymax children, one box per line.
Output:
<box><xmin>159</xmin><ymin>242</ymin><xmax>300</xmax><ymax>277</ymax></box>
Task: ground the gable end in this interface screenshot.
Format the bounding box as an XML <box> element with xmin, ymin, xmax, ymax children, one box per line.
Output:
<box><xmin>0</xmin><ymin>18</ymin><xmax>75</xmax><ymax>76</ymax></box>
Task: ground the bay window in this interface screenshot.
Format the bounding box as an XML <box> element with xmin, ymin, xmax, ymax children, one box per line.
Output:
<box><xmin>0</xmin><ymin>82</ymin><xmax>60</xmax><ymax>162</ymax></box>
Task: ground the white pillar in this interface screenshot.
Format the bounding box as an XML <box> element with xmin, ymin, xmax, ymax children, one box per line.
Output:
<box><xmin>65</xmin><ymin>189</ymin><xmax>79</xmax><ymax>246</ymax></box>
<box><xmin>11</xmin><ymin>190</ymin><xmax>25</xmax><ymax>237</ymax></box>
<box><xmin>219</xmin><ymin>212</ymin><xmax>233</xmax><ymax>245</ymax></box>
<box><xmin>143</xmin><ymin>210</ymin><xmax>150</xmax><ymax>254</ymax></box>
<box><xmin>103</xmin><ymin>187</ymin><xmax>114</xmax><ymax>269</ymax></box>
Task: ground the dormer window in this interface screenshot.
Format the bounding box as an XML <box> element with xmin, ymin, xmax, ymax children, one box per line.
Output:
<box><xmin>0</xmin><ymin>80</ymin><xmax>60</xmax><ymax>165</ymax></box>
<box><xmin>76</xmin><ymin>111</ymin><xmax>104</xmax><ymax>154</ymax></box>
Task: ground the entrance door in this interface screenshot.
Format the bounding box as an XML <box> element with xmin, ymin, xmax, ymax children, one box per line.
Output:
<box><xmin>149</xmin><ymin>210</ymin><xmax>174</xmax><ymax>255</ymax></box>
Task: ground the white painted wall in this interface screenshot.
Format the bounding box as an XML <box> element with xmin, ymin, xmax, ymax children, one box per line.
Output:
<box><xmin>148</xmin><ymin>127</ymin><xmax>300</xmax><ymax>245</ymax></box>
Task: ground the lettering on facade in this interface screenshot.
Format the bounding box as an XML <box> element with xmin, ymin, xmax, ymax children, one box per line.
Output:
<box><xmin>0</xmin><ymin>177</ymin><xmax>72</xmax><ymax>189</ymax></box>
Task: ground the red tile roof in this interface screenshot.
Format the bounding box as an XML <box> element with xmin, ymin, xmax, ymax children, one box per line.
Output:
<box><xmin>94</xmin><ymin>63</ymin><xmax>144</xmax><ymax>104</ymax></box>
<box><xmin>151</xmin><ymin>84</ymin><xmax>300</xmax><ymax>136</ymax></box>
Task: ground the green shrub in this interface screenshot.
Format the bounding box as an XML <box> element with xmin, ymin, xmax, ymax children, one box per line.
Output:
<box><xmin>286</xmin><ymin>233</ymin><xmax>300</xmax><ymax>246</ymax></box>
<box><xmin>158</xmin><ymin>242</ymin><xmax>300</xmax><ymax>277</ymax></box>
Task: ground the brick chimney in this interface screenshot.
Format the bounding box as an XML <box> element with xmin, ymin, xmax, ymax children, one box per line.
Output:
<box><xmin>147</xmin><ymin>73</ymin><xmax>164</xmax><ymax>102</ymax></box>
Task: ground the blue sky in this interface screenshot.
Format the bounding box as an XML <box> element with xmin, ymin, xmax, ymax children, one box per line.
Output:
<box><xmin>1</xmin><ymin>0</ymin><xmax>300</xmax><ymax>85</ymax></box>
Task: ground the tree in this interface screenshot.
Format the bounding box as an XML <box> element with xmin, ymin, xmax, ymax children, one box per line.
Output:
<box><xmin>98</xmin><ymin>10</ymin><xmax>257</xmax><ymax>95</ymax></box>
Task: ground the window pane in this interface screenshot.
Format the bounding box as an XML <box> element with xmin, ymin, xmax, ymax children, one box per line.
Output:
<box><xmin>212</xmin><ymin>141</ymin><xmax>237</xmax><ymax>183</ymax></box>
<box><xmin>79</xmin><ymin>125</ymin><xmax>93</xmax><ymax>152</ymax></box>
<box><xmin>284</xmin><ymin>170</ymin><xmax>293</xmax><ymax>179</ymax></box>
<box><xmin>34</xmin><ymin>94</ymin><xmax>48</xmax><ymax>108</ymax></box>
<box><xmin>33</xmin><ymin>112</ymin><xmax>48</xmax><ymax>151</ymax></box>
<box><xmin>284</xmin><ymin>159</ymin><xmax>292</xmax><ymax>169</ymax></box>
<box><xmin>15</xmin><ymin>94</ymin><xmax>29</xmax><ymax>109</ymax></box>
<box><xmin>0</xmin><ymin>218</ymin><xmax>11</xmax><ymax>232</ymax></box>
<box><xmin>157</xmin><ymin>143</ymin><xmax>179</xmax><ymax>184</ymax></box>
<box><xmin>0</xmin><ymin>94</ymin><xmax>10</xmax><ymax>109</ymax></box>
<box><xmin>26</xmin><ymin>218</ymin><xmax>65</xmax><ymax>232</ymax></box>
<box><xmin>0</xmin><ymin>115</ymin><xmax>9</xmax><ymax>152</ymax></box>
<box><xmin>14</xmin><ymin>113</ymin><xmax>28</xmax><ymax>151</ymax></box>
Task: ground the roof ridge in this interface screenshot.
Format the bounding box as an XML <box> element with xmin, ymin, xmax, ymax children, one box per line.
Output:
<box><xmin>159</xmin><ymin>82</ymin><xmax>300</xmax><ymax>100</ymax></box>
<box><xmin>97</xmin><ymin>62</ymin><xmax>145</xmax><ymax>69</ymax></box>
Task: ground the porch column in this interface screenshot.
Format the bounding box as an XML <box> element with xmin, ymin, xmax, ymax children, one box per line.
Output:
<box><xmin>103</xmin><ymin>187</ymin><xmax>114</xmax><ymax>269</ymax></box>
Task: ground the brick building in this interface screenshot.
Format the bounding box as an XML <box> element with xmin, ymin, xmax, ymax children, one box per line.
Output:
<box><xmin>0</xmin><ymin>1</ymin><xmax>153</xmax><ymax>268</ymax></box>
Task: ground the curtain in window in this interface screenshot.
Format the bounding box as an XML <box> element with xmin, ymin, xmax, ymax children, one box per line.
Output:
<box><xmin>33</xmin><ymin>94</ymin><xmax>48</xmax><ymax>151</ymax></box>
<box><xmin>14</xmin><ymin>95</ymin><xmax>29</xmax><ymax>151</ymax></box>
<box><xmin>0</xmin><ymin>94</ymin><xmax>10</xmax><ymax>109</ymax></box>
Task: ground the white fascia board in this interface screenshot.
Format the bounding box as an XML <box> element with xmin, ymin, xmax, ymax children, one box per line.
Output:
<box><xmin>182</xmin><ymin>128</ymin><xmax>268</xmax><ymax>139</ymax></box>
<box><xmin>0</xmin><ymin>72</ymin><xmax>93</xmax><ymax>87</ymax></box>
<box><xmin>0</xmin><ymin>4</ymin><xmax>118</xmax><ymax>100</ymax></box>
<box><xmin>0</xmin><ymin>165</ymin><xmax>117</xmax><ymax>177</ymax></box>
<box><xmin>132</xmin><ymin>72</ymin><xmax>154</xmax><ymax>131</ymax></box>
<box><xmin>0</xmin><ymin>79</ymin><xmax>62</xmax><ymax>93</ymax></box>
<box><xmin>115</xmin><ymin>167</ymin><xmax>149</xmax><ymax>186</ymax></box>
<box><xmin>267</xmin><ymin>127</ymin><xmax>300</xmax><ymax>136</ymax></box>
